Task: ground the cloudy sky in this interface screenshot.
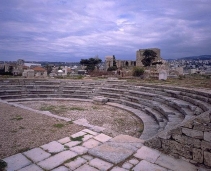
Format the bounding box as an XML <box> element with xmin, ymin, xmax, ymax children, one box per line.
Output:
<box><xmin>0</xmin><ymin>0</ymin><xmax>211</xmax><ymax>62</ymax></box>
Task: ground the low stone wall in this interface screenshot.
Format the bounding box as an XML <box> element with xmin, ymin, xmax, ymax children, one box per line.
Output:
<box><xmin>144</xmin><ymin>109</ymin><xmax>211</xmax><ymax>168</ymax></box>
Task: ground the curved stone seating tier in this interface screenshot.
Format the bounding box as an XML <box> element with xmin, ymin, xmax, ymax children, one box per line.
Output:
<box><xmin>0</xmin><ymin>79</ymin><xmax>210</xmax><ymax>138</ymax></box>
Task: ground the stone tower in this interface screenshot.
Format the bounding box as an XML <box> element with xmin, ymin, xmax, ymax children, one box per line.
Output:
<box><xmin>136</xmin><ymin>48</ymin><xmax>161</xmax><ymax>67</ymax></box>
<box><xmin>105</xmin><ymin>56</ymin><xmax>114</xmax><ymax>70</ymax></box>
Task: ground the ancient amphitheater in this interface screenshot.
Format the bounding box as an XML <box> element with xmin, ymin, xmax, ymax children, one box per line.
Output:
<box><xmin>0</xmin><ymin>78</ymin><xmax>210</xmax><ymax>171</ymax></box>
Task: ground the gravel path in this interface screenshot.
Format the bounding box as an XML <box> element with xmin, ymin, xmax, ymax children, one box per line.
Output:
<box><xmin>0</xmin><ymin>102</ymin><xmax>84</xmax><ymax>159</ymax></box>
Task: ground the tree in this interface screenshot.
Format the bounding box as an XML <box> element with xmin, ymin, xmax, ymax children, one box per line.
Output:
<box><xmin>142</xmin><ymin>49</ymin><xmax>157</xmax><ymax>67</ymax></box>
<box><xmin>132</xmin><ymin>67</ymin><xmax>144</xmax><ymax>77</ymax></box>
<box><xmin>45</xmin><ymin>65</ymin><xmax>53</xmax><ymax>75</ymax></box>
<box><xmin>80</xmin><ymin>57</ymin><xmax>102</xmax><ymax>72</ymax></box>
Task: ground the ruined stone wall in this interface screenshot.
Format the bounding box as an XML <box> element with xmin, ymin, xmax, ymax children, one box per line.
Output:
<box><xmin>116</xmin><ymin>60</ymin><xmax>136</xmax><ymax>68</ymax></box>
<box><xmin>145</xmin><ymin>110</ymin><xmax>211</xmax><ymax>168</ymax></box>
<box><xmin>105</xmin><ymin>56</ymin><xmax>113</xmax><ymax>70</ymax></box>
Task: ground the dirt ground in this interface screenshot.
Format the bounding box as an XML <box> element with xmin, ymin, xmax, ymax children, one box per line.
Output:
<box><xmin>17</xmin><ymin>101</ymin><xmax>143</xmax><ymax>138</ymax></box>
<box><xmin>0</xmin><ymin>102</ymin><xmax>85</xmax><ymax>159</ymax></box>
<box><xmin>0</xmin><ymin>101</ymin><xmax>143</xmax><ymax>159</ymax></box>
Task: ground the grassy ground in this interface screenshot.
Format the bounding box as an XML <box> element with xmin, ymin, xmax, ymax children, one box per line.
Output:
<box><xmin>125</xmin><ymin>75</ymin><xmax>211</xmax><ymax>89</ymax></box>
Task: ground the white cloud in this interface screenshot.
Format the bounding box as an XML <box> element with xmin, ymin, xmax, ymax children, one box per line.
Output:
<box><xmin>0</xmin><ymin>0</ymin><xmax>211</xmax><ymax>61</ymax></box>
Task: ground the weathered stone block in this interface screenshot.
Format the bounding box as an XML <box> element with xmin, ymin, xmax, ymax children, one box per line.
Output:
<box><xmin>204</xmin><ymin>132</ymin><xmax>211</xmax><ymax>142</ymax></box>
<box><xmin>144</xmin><ymin>137</ymin><xmax>162</xmax><ymax>149</ymax></box>
<box><xmin>182</xmin><ymin>121</ymin><xmax>193</xmax><ymax>129</ymax></box>
<box><xmin>195</xmin><ymin>112</ymin><xmax>211</xmax><ymax>124</ymax></box>
<box><xmin>204</xmin><ymin>151</ymin><xmax>211</xmax><ymax>167</ymax></box>
<box><xmin>192</xmin><ymin>148</ymin><xmax>203</xmax><ymax>163</ymax></box>
<box><xmin>201</xmin><ymin>140</ymin><xmax>211</xmax><ymax>151</ymax></box>
<box><xmin>172</xmin><ymin>134</ymin><xmax>201</xmax><ymax>148</ymax></box>
<box><xmin>182</xmin><ymin>128</ymin><xmax>203</xmax><ymax>139</ymax></box>
<box><xmin>193</xmin><ymin>124</ymin><xmax>211</xmax><ymax>132</ymax></box>
<box><xmin>169</xmin><ymin>141</ymin><xmax>192</xmax><ymax>159</ymax></box>
<box><xmin>161</xmin><ymin>139</ymin><xmax>171</xmax><ymax>153</ymax></box>
<box><xmin>170</xmin><ymin>127</ymin><xmax>183</xmax><ymax>135</ymax></box>
<box><xmin>158</xmin><ymin>131</ymin><xmax>171</xmax><ymax>139</ymax></box>
<box><xmin>93</xmin><ymin>96</ymin><xmax>108</xmax><ymax>105</ymax></box>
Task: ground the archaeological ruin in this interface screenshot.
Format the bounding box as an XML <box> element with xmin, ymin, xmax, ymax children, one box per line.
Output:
<box><xmin>0</xmin><ymin>78</ymin><xmax>210</xmax><ymax>170</ymax></box>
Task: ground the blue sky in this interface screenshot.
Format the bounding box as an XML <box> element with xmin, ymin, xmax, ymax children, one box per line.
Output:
<box><xmin>0</xmin><ymin>0</ymin><xmax>211</xmax><ymax>62</ymax></box>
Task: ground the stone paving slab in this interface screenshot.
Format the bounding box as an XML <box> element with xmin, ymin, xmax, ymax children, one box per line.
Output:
<box><xmin>155</xmin><ymin>154</ymin><xmax>198</xmax><ymax>171</ymax></box>
<box><xmin>94</xmin><ymin>133</ymin><xmax>112</xmax><ymax>142</ymax></box>
<box><xmin>106</xmin><ymin>142</ymin><xmax>139</xmax><ymax>152</ymax></box>
<box><xmin>23</xmin><ymin>147</ymin><xmax>51</xmax><ymax>163</ymax></box>
<box><xmin>82</xmin><ymin>138</ymin><xmax>101</xmax><ymax>148</ymax></box>
<box><xmin>37</xmin><ymin>151</ymin><xmax>77</xmax><ymax>170</ymax></box>
<box><xmin>3</xmin><ymin>153</ymin><xmax>32</xmax><ymax>171</ymax></box>
<box><xmin>52</xmin><ymin>166</ymin><xmax>69</xmax><ymax>171</ymax></box>
<box><xmin>89</xmin><ymin>158</ymin><xmax>113</xmax><ymax>171</ymax></box>
<box><xmin>88</xmin><ymin>143</ymin><xmax>134</xmax><ymax>164</ymax></box>
<box><xmin>64</xmin><ymin>141</ymin><xmax>81</xmax><ymax>148</ymax></box>
<box><xmin>41</xmin><ymin>141</ymin><xmax>64</xmax><ymax>153</ymax></box>
<box><xmin>110</xmin><ymin>167</ymin><xmax>129</xmax><ymax>171</ymax></box>
<box><xmin>109</xmin><ymin>134</ymin><xmax>143</xmax><ymax>143</ymax></box>
<box><xmin>81</xmin><ymin>155</ymin><xmax>94</xmax><ymax>161</ymax></box>
<box><xmin>82</xmin><ymin>128</ymin><xmax>98</xmax><ymax>135</ymax></box>
<box><xmin>65</xmin><ymin>157</ymin><xmax>87</xmax><ymax>170</ymax></box>
<box><xmin>82</xmin><ymin>134</ymin><xmax>93</xmax><ymax>141</ymax></box>
<box><xmin>122</xmin><ymin>162</ymin><xmax>133</xmax><ymax>170</ymax></box>
<box><xmin>128</xmin><ymin>158</ymin><xmax>139</xmax><ymax>165</ymax></box>
<box><xmin>133</xmin><ymin>160</ymin><xmax>167</xmax><ymax>171</ymax></box>
<box><xmin>3</xmin><ymin>129</ymin><xmax>200</xmax><ymax>171</ymax></box>
<box><xmin>70</xmin><ymin>146</ymin><xmax>88</xmax><ymax>155</ymax></box>
<box><xmin>134</xmin><ymin>146</ymin><xmax>161</xmax><ymax>163</ymax></box>
<box><xmin>17</xmin><ymin>164</ymin><xmax>43</xmax><ymax>171</ymax></box>
<box><xmin>58</xmin><ymin>137</ymin><xmax>71</xmax><ymax>144</ymax></box>
<box><xmin>71</xmin><ymin>131</ymin><xmax>87</xmax><ymax>138</ymax></box>
<box><xmin>74</xmin><ymin>164</ymin><xmax>99</xmax><ymax>171</ymax></box>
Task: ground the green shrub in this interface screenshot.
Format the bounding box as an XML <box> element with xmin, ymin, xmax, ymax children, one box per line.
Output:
<box><xmin>77</xmin><ymin>75</ymin><xmax>83</xmax><ymax>79</ymax></box>
<box><xmin>53</xmin><ymin>123</ymin><xmax>64</xmax><ymax>128</ymax></box>
<box><xmin>0</xmin><ymin>160</ymin><xmax>7</xmax><ymax>170</ymax></box>
<box><xmin>107</xmin><ymin>66</ymin><xmax>117</xmax><ymax>71</ymax></box>
<box><xmin>132</xmin><ymin>67</ymin><xmax>144</xmax><ymax>77</ymax></box>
